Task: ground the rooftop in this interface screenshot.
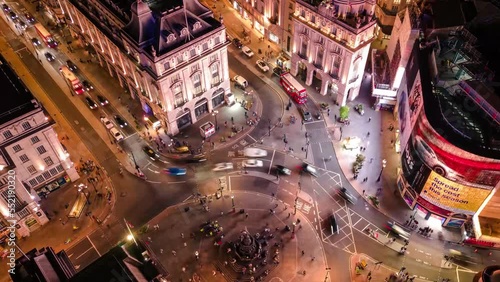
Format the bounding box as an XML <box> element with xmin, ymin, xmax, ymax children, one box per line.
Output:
<box><xmin>0</xmin><ymin>54</ymin><xmax>38</xmax><ymax>125</ymax></box>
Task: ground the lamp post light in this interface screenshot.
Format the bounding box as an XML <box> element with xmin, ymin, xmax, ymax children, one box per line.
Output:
<box><xmin>376</xmin><ymin>159</ymin><xmax>387</xmax><ymax>182</ymax></box>
<box><xmin>212</xmin><ymin>110</ymin><xmax>219</xmax><ymax>130</ymax></box>
<box><xmin>231</xmin><ymin>195</ymin><xmax>235</xmax><ymax>212</ymax></box>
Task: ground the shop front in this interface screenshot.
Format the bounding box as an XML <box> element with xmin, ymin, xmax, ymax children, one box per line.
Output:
<box><xmin>36</xmin><ymin>175</ymin><xmax>71</xmax><ymax>197</ymax></box>
<box><xmin>176</xmin><ymin>109</ymin><xmax>192</xmax><ymax>130</ymax></box>
<box><xmin>212</xmin><ymin>88</ymin><xmax>225</xmax><ymax>108</ymax></box>
<box><xmin>194</xmin><ymin>98</ymin><xmax>209</xmax><ymax>118</ymax></box>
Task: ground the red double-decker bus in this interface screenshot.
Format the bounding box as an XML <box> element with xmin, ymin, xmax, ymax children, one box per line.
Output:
<box><xmin>280</xmin><ymin>72</ymin><xmax>307</xmax><ymax>104</ymax></box>
<box><xmin>34</xmin><ymin>23</ymin><xmax>58</xmax><ymax>48</ymax></box>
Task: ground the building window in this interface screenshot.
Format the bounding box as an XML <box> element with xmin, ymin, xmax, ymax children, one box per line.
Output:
<box><xmin>44</xmin><ymin>156</ymin><xmax>54</xmax><ymax>166</ymax></box>
<box><xmin>1</xmin><ymin>190</ymin><xmax>25</xmax><ymax>212</ymax></box>
<box><xmin>191</xmin><ymin>65</ymin><xmax>200</xmax><ymax>73</ymax></box>
<box><xmin>164</xmin><ymin>61</ymin><xmax>170</xmax><ymax>71</ymax></box>
<box><xmin>214</xmin><ymin>36</ymin><xmax>220</xmax><ymax>45</ymax></box>
<box><xmin>310</xmin><ymin>15</ymin><xmax>315</xmax><ymax>24</ymax></box>
<box><xmin>300</xmin><ymin>10</ymin><xmax>305</xmax><ymax>18</ymax></box>
<box><xmin>36</xmin><ymin>146</ymin><xmax>47</xmax><ymax>155</ymax></box>
<box><xmin>177</xmin><ymin>55</ymin><xmax>184</xmax><ymax>64</ymax></box>
<box><xmin>330</xmin><ymin>55</ymin><xmax>342</xmax><ymax>78</ymax></box>
<box><xmin>289</xmin><ymin>3</ymin><xmax>293</xmax><ymax>9</ymax></box>
<box><xmin>316</xmin><ymin>46</ymin><xmax>324</xmax><ymax>66</ymax></box>
<box><xmin>289</xmin><ymin>13</ymin><xmax>293</xmax><ymax>20</ymax></box>
<box><xmin>27</xmin><ymin>165</ymin><xmax>37</xmax><ymax>174</ymax></box>
<box><xmin>22</xmin><ymin>122</ymin><xmax>31</xmax><ymax>131</ymax></box>
<box><xmin>393</xmin><ymin>0</ymin><xmax>401</xmax><ymax>4</ymax></box>
<box><xmin>36</xmin><ymin>175</ymin><xmax>44</xmax><ymax>183</ymax></box>
<box><xmin>31</xmin><ymin>136</ymin><xmax>40</xmax><ymax>144</ymax></box>
<box><xmin>210</xmin><ymin>54</ymin><xmax>219</xmax><ymax>63</ymax></box>
<box><xmin>202</xmin><ymin>43</ymin><xmax>208</xmax><ymax>51</ymax></box>
<box><xmin>172</xmin><ymin>83</ymin><xmax>184</xmax><ymax>108</ymax></box>
<box><xmin>190</xmin><ymin>49</ymin><xmax>197</xmax><ymax>58</ymax></box>
<box><xmin>42</xmin><ymin>171</ymin><xmax>51</xmax><ymax>179</ymax></box>
<box><xmin>19</xmin><ymin>154</ymin><xmax>29</xmax><ymax>163</ymax></box>
<box><xmin>300</xmin><ymin>39</ymin><xmax>308</xmax><ymax>56</ymax></box>
<box><xmin>392</xmin><ymin>5</ymin><xmax>398</xmax><ymax>11</ymax></box>
<box><xmin>3</xmin><ymin>131</ymin><xmax>13</xmax><ymax>140</ymax></box>
<box><xmin>210</xmin><ymin>63</ymin><xmax>220</xmax><ymax>85</ymax></box>
<box><xmin>13</xmin><ymin>145</ymin><xmax>22</xmax><ymax>152</ymax></box>
<box><xmin>192</xmin><ymin>73</ymin><xmax>202</xmax><ymax>95</ymax></box>
<box><xmin>28</xmin><ymin>179</ymin><xmax>37</xmax><ymax>187</ymax></box>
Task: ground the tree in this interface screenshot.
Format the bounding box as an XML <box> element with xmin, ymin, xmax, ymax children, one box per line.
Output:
<box><xmin>339</xmin><ymin>106</ymin><xmax>349</xmax><ymax>121</ymax></box>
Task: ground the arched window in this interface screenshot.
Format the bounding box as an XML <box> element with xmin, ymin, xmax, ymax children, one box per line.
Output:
<box><xmin>171</xmin><ymin>82</ymin><xmax>185</xmax><ymax>108</ymax></box>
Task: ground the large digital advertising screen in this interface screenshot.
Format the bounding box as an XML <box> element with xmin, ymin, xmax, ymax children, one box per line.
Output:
<box><xmin>401</xmin><ymin>133</ymin><xmax>431</xmax><ymax>193</ymax></box>
<box><xmin>420</xmin><ymin>171</ymin><xmax>492</xmax><ymax>215</ymax></box>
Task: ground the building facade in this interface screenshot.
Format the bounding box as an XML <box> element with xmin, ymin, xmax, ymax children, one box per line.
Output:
<box><xmin>231</xmin><ymin>0</ymin><xmax>295</xmax><ymax>56</ymax></box>
<box><xmin>0</xmin><ymin>55</ymin><xmax>79</xmax><ymax>239</ymax></box>
<box><xmin>59</xmin><ymin>0</ymin><xmax>230</xmax><ymax>135</ymax></box>
<box><xmin>291</xmin><ymin>0</ymin><xmax>377</xmax><ymax>106</ymax></box>
<box><xmin>374</xmin><ymin>0</ymin><xmax>411</xmax><ymax>41</ymax></box>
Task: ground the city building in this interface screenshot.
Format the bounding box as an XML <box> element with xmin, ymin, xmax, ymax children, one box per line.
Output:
<box><xmin>373</xmin><ymin>0</ymin><xmax>411</xmax><ymax>42</ymax></box>
<box><xmin>10</xmin><ymin>246</ymin><xmax>76</xmax><ymax>282</ymax></box>
<box><xmin>58</xmin><ymin>0</ymin><xmax>231</xmax><ymax>135</ymax></box>
<box><xmin>391</xmin><ymin>3</ymin><xmax>500</xmax><ymax>235</ymax></box>
<box><xmin>230</xmin><ymin>0</ymin><xmax>295</xmax><ymax>57</ymax></box>
<box><xmin>291</xmin><ymin>0</ymin><xmax>377</xmax><ymax>106</ymax></box>
<box><xmin>0</xmin><ymin>54</ymin><xmax>78</xmax><ymax>239</ymax></box>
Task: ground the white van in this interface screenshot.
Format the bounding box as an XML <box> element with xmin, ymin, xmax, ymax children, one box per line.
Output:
<box><xmin>233</xmin><ymin>75</ymin><xmax>248</xmax><ymax>89</ymax></box>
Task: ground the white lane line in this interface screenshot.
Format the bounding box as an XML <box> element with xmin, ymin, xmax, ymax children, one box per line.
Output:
<box><xmin>122</xmin><ymin>132</ymin><xmax>138</xmax><ymax>140</ymax></box>
<box><xmin>75</xmin><ymin>247</ymin><xmax>95</xmax><ymax>260</ymax></box>
<box><xmin>228</xmin><ymin>176</ymin><xmax>232</xmax><ymax>191</ymax></box>
<box><xmin>247</xmin><ymin>135</ymin><xmax>257</xmax><ymax>142</ymax></box>
<box><xmin>146</xmin><ymin>180</ymin><xmax>161</xmax><ymax>184</ymax></box>
<box><xmin>183</xmin><ymin>195</ymin><xmax>193</xmax><ymax>202</ymax></box>
<box><xmin>87</xmin><ymin>235</ymin><xmax>101</xmax><ymax>257</ymax></box>
<box><xmin>268</xmin><ymin>150</ymin><xmax>276</xmax><ymax>174</ymax></box>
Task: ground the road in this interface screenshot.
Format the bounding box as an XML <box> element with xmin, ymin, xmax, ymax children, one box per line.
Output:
<box><xmin>0</xmin><ymin>2</ymin><xmax>486</xmax><ymax>281</ymax></box>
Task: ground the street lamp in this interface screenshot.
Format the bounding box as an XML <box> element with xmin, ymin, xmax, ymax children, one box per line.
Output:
<box><xmin>212</xmin><ymin>110</ymin><xmax>219</xmax><ymax>130</ymax></box>
<box><xmin>231</xmin><ymin>195</ymin><xmax>235</xmax><ymax>212</ymax></box>
<box><xmin>77</xmin><ymin>184</ymin><xmax>90</xmax><ymax>205</ymax></box>
<box><xmin>376</xmin><ymin>159</ymin><xmax>387</xmax><ymax>182</ymax></box>
<box><xmin>292</xmin><ymin>222</ymin><xmax>296</xmax><ymax>233</ymax></box>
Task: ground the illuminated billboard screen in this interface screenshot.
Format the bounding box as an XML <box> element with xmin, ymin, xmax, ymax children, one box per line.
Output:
<box><xmin>401</xmin><ymin>134</ymin><xmax>431</xmax><ymax>193</ymax></box>
<box><xmin>420</xmin><ymin>171</ymin><xmax>492</xmax><ymax>214</ymax></box>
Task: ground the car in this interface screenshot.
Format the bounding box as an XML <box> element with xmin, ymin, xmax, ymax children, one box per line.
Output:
<box><xmin>232</xmin><ymin>38</ymin><xmax>243</xmax><ymax>48</ymax></box>
<box><xmin>100</xmin><ymin>117</ymin><xmax>114</xmax><ymax>129</ymax></box>
<box><xmin>85</xmin><ymin>97</ymin><xmax>98</xmax><ymax>109</ymax></box>
<box><xmin>243</xmin><ymin>159</ymin><xmax>263</xmax><ymax>168</ymax></box>
<box><xmin>9</xmin><ymin>11</ymin><xmax>17</xmax><ymax>20</ymax></box>
<box><xmin>244</xmin><ymin>148</ymin><xmax>267</xmax><ymax>157</ymax></box>
<box><xmin>2</xmin><ymin>4</ymin><xmax>10</xmax><ymax>12</ymax></box>
<box><xmin>276</xmin><ymin>165</ymin><xmax>291</xmax><ymax>175</ymax></box>
<box><xmin>174</xmin><ymin>146</ymin><xmax>190</xmax><ymax>153</ymax></box>
<box><xmin>272</xmin><ymin>67</ymin><xmax>284</xmax><ymax>77</ymax></box>
<box><xmin>387</xmin><ymin>221</ymin><xmax>410</xmax><ymax>240</ymax></box>
<box><xmin>256</xmin><ymin>60</ymin><xmax>269</xmax><ymax>72</ymax></box>
<box><xmin>97</xmin><ymin>95</ymin><xmax>109</xmax><ymax>106</ymax></box>
<box><xmin>213</xmin><ymin>163</ymin><xmax>234</xmax><ymax>171</ymax></box>
<box><xmin>299</xmin><ymin>107</ymin><xmax>313</xmax><ymax>122</ymax></box>
<box><xmin>413</xmin><ymin>135</ymin><xmax>463</xmax><ymax>180</ymax></box>
<box><xmin>17</xmin><ymin>20</ymin><xmax>27</xmax><ymax>29</ymax></box>
<box><xmin>82</xmin><ymin>80</ymin><xmax>94</xmax><ymax>91</ymax></box>
<box><xmin>233</xmin><ymin>75</ymin><xmax>248</xmax><ymax>89</ymax></box>
<box><xmin>109</xmin><ymin>128</ymin><xmax>124</xmax><ymax>141</ymax></box>
<box><xmin>143</xmin><ymin>146</ymin><xmax>159</xmax><ymax>161</ymax></box>
<box><xmin>31</xmin><ymin>38</ymin><xmax>41</xmax><ymax>46</ymax></box>
<box><xmin>114</xmin><ymin>115</ymin><xmax>127</xmax><ymax>128</ymax></box>
<box><xmin>302</xmin><ymin>163</ymin><xmax>318</xmax><ymax>177</ymax></box>
<box><xmin>241</xmin><ymin>46</ymin><xmax>254</xmax><ymax>57</ymax></box>
<box><xmin>66</xmin><ymin>60</ymin><xmax>77</xmax><ymax>71</ymax></box>
<box><xmin>163</xmin><ymin>167</ymin><xmax>187</xmax><ymax>176</ymax></box>
<box><xmin>44</xmin><ymin>52</ymin><xmax>55</xmax><ymax>62</ymax></box>
<box><xmin>185</xmin><ymin>154</ymin><xmax>207</xmax><ymax>163</ymax></box>
<box><xmin>25</xmin><ymin>13</ymin><xmax>35</xmax><ymax>23</ymax></box>
<box><xmin>338</xmin><ymin>187</ymin><xmax>357</xmax><ymax>204</ymax></box>
<box><xmin>329</xmin><ymin>214</ymin><xmax>339</xmax><ymax>234</ymax></box>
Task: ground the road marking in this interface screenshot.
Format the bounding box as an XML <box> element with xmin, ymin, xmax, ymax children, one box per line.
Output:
<box><xmin>183</xmin><ymin>195</ymin><xmax>193</xmax><ymax>202</ymax></box>
<box><xmin>146</xmin><ymin>180</ymin><xmax>161</xmax><ymax>184</ymax></box>
<box><xmin>247</xmin><ymin>135</ymin><xmax>257</xmax><ymax>142</ymax></box>
<box><xmin>75</xmin><ymin>246</ymin><xmax>95</xmax><ymax>260</ymax></box>
<box><xmin>268</xmin><ymin>150</ymin><xmax>276</xmax><ymax>174</ymax></box>
<box><xmin>122</xmin><ymin>132</ymin><xmax>137</xmax><ymax>141</ymax></box>
<box><xmin>87</xmin><ymin>235</ymin><xmax>101</xmax><ymax>257</ymax></box>
<box><xmin>318</xmin><ymin>142</ymin><xmax>323</xmax><ymax>153</ymax></box>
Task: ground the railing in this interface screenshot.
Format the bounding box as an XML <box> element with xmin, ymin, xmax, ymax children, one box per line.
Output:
<box><xmin>16</xmin><ymin>207</ymin><xmax>31</xmax><ymax>220</ymax></box>
<box><xmin>211</xmin><ymin>78</ymin><xmax>224</xmax><ymax>88</ymax></box>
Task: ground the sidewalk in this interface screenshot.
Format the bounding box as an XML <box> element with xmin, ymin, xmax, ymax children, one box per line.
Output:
<box><xmin>141</xmin><ymin>188</ymin><xmax>329</xmax><ymax>282</ymax></box>
<box><xmin>0</xmin><ymin>15</ymin><xmax>115</xmax><ymax>273</ymax></box>
<box><xmin>350</xmin><ymin>253</ymin><xmax>429</xmax><ymax>282</ymax></box>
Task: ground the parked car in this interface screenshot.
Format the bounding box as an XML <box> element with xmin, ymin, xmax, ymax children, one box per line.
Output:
<box><xmin>31</xmin><ymin>38</ymin><xmax>41</xmax><ymax>46</ymax></box>
<box><xmin>44</xmin><ymin>52</ymin><xmax>55</xmax><ymax>62</ymax></box>
<box><xmin>109</xmin><ymin>128</ymin><xmax>124</xmax><ymax>142</ymax></box>
<box><xmin>9</xmin><ymin>11</ymin><xmax>17</xmax><ymax>20</ymax></box>
<box><xmin>213</xmin><ymin>163</ymin><xmax>234</xmax><ymax>171</ymax></box>
<box><xmin>276</xmin><ymin>165</ymin><xmax>291</xmax><ymax>175</ymax></box>
<box><xmin>100</xmin><ymin>117</ymin><xmax>114</xmax><ymax>129</ymax></box>
<box><xmin>232</xmin><ymin>38</ymin><xmax>243</xmax><ymax>48</ymax></box>
<box><xmin>85</xmin><ymin>97</ymin><xmax>98</xmax><ymax>109</ymax></box>
<box><xmin>17</xmin><ymin>20</ymin><xmax>27</xmax><ymax>29</ymax></box>
<box><xmin>272</xmin><ymin>67</ymin><xmax>284</xmax><ymax>77</ymax></box>
<box><xmin>66</xmin><ymin>60</ymin><xmax>77</xmax><ymax>71</ymax></box>
<box><xmin>233</xmin><ymin>75</ymin><xmax>248</xmax><ymax>89</ymax></box>
<box><xmin>143</xmin><ymin>146</ymin><xmax>159</xmax><ymax>161</ymax></box>
<box><xmin>299</xmin><ymin>107</ymin><xmax>313</xmax><ymax>122</ymax></box>
<box><xmin>244</xmin><ymin>148</ymin><xmax>267</xmax><ymax>157</ymax></box>
<box><xmin>184</xmin><ymin>154</ymin><xmax>207</xmax><ymax>163</ymax></box>
<box><xmin>114</xmin><ymin>115</ymin><xmax>127</xmax><ymax>128</ymax></box>
<box><xmin>338</xmin><ymin>187</ymin><xmax>357</xmax><ymax>204</ymax></box>
<box><xmin>241</xmin><ymin>46</ymin><xmax>254</xmax><ymax>57</ymax></box>
<box><xmin>96</xmin><ymin>95</ymin><xmax>109</xmax><ymax>106</ymax></box>
<box><xmin>302</xmin><ymin>163</ymin><xmax>318</xmax><ymax>177</ymax></box>
<box><xmin>82</xmin><ymin>80</ymin><xmax>93</xmax><ymax>91</ymax></box>
<box><xmin>256</xmin><ymin>60</ymin><xmax>269</xmax><ymax>72</ymax></box>
<box><xmin>329</xmin><ymin>214</ymin><xmax>340</xmax><ymax>234</ymax></box>
<box><xmin>243</xmin><ymin>159</ymin><xmax>263</xmax><ymax>168</ymax></box>
<box><xmin>25</xmin><ymin>12</ymin><xmax>35</xmax><ymax>23</ymax></box>
<box><xmin>2</xmin><ymin>4</ymin><xmax>10</xmax><ymax>12</ymax></box>
<box><xmin>163</xmin><ymin>167</ymin><xmax>187</xmax><ymax>176</ymax></box>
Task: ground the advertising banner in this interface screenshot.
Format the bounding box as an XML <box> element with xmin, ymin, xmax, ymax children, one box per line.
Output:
<box><xmin>420</xmin><ymin>171</ymin><xmax>492</xmax><ymax>214</ymax></box>
<box><xmin>401</xmin><ymin>134</ymin><xmax>431</xmax><ymax>193</ymax></box>
<box><xmin>396</xmin><ymin>74</ymin><xmax>412</xmax><ymax>151</ymax></box>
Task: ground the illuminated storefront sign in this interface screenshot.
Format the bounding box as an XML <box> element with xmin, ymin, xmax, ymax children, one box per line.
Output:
<box><xmin>420</xmin><ymin>171</ymin><xmax>492</xmax><ymax>214</ymax></box>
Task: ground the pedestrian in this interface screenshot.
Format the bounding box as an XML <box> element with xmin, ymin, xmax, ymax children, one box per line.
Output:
<box><xmin>181</xmin><ymin>233</ymin><xmax>184</xmax><ymax>239</ymax></box>
<box><xmin>362</xmin><ymin>190</ymin><xmax>365</xmax><ymax>196</ymax></box>
<box><xmin>147</xmin><ymin>237</ymin><xmax>152</xmax><ymax>242</ymax></box>
<box><xmin>231</xmin><ymin>117</ymin><xmax>234</xmax><ymax>124</ymax></box>
<box><xmin>366</xmin><ymin>132</ymin><xmax>370</xmax><ymax>138</ymax></box>
<box><xmin>172</xmin><ymin>250</ymin><xmax>177</xmax><ymax>256</ymax></box>
<box><xmin>275</xmin><ymin>203</ymin><xmax>279</xmax><ymax>208</ymax></box>
<box><xmin>335</xmin><ymin>114</ymin><xmax>337</xmax><ymax>121</ymax></box>
<box><xmin>245</xmin><ymin>213</ymin><xmax>249</xmax><ymax>218</ymax></box>
<box><xmin>182</xmin><ymin>267</ymin><xmax>186</xmax><ymax>272</ymax></box>
<box><xmin>370</xmin><ymin>158</ymin><xmax>373</xmax><ymax>163</ymax></box>
<box><xmin>311</xmin><ymin>256</ymin><xmax>315</xmax><ymax>261</ymax></box>
<box><xmin>224</xmin><ymin>121</ymin><xmax>227</xmax><ymax>127</ymax></box>
<box><xmin>287</xmin><ymin>213</ymin><xmax>291</xmax><ymax>218</ymax></box>
<box><xmin>327</xmin><ymin>108</ymin><xmax>330</xmax><ymax>116</ymax></box>
<box><xmin>160</xmin><ymin>248</ymin><xmax>163</xmax><ymax>254</ymax></box>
